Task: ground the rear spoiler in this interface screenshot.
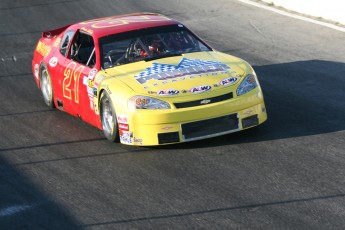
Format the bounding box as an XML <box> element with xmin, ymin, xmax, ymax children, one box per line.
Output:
<box><xmin>42</xmin><ymin>25</ymin><xmax>71</xmax><ymax>38</ymax></box>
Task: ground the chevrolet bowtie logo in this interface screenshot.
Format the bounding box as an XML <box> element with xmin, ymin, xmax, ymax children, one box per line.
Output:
<box><xmin>200</xmin><ymin>99</ymin><xmax>211</xmax><ymax>105</ymax></box>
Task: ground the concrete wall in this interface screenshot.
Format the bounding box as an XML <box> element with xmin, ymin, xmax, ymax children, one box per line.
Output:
<box><xmin>261</xmin><ymin>0</ymin><xmax>345</xmax><ymax>25</ymax></box>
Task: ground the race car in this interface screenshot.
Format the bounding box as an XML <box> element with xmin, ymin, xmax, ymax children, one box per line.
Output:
<box><xmin>32</xmin><ymin>13</ymin><xmax>267</xmax><ymax>146</ymax></box>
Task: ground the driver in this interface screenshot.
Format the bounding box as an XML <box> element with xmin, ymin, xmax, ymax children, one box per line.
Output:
<box><xmin>140</xmin><ymin>36</ymin><xmax>162</xmax><ymax>57</ymax></box>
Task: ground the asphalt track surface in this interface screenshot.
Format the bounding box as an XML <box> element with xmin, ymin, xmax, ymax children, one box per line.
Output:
<box><xmin>1</xmin><ymin>0</ymin><xmax>345</xmax><ymax>229</ymax></box>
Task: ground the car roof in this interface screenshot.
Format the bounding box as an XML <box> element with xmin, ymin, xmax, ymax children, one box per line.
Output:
<box><xmin>69</xmin><ymin>13</ymin><xmax>179</xmax><ymax>38</ymax></box>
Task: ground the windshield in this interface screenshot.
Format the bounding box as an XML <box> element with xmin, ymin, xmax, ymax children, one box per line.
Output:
<box><xmin>99</xmin><ymin>24</ymin><xmax>212</xmax><ymax>69</ymax></box>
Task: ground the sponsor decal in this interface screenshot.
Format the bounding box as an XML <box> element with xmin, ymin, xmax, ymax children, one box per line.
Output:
<box><xmin>117</xmin><ymin>115</ymin><xmax>128</xmax><ymax>124</ymax></box>
<box><xmin>219</xmin><ymin>77</ymin><xmax>238</xmax><ymax>86</ymax></box>
<box><xmin>88</xmin><ymin>68</ymin><xmax>98</xmax><ymax>80</ymax></box>
<box><xmin>53</xmin><ymin>37</ymin><xmax>61</xmax><ymax>47</ymax></box>
<box><xmin>118</xmin><ymin>123</ymin><xmax>129</xmax><ymax>131</ymax></box>
<box><xmin>83</xmin><ymin>76</ymin><xmax>95</xmax><ymax>100</ymax></box>
<box><xmin>87</xmin><ymin>79</ymin><xmax>94</xmax><ymax>88</ymax></box>
<box><xmin>120</xmin><ymin>136</ymin><xmax>132</xmax><ymax>144</ymax></box>
<box><xmin>157</xmin><ymin>89</ymin><xmax>180</xmax><ymax>96</ymax></box>
<box><xmin>93</xmin><ymin>74</ymin><xmax>105</xmax><ymax>89</ymax></box>
<box><xmin>133</xmin><ymin>137</ymin><xmax>143</xmax><ymax>145</ymax></box>
<box><xmin>36</xmin><ymin>41</ymin><xmax>51</xmax><ymax>57</ymax></box>
<box><xmin>93</xmin><ymin>88</ymin><xmax>97</xmax><ymax>97</ymax></box>
<box><xmin>190</xmin><ymin>85</ymin><xmax>212</xmax><ymax>94</ymax></box>
<box><xmin>49</xmin><ymin>57</ymin><xmax>58</xmax><ymax>67</ymax></box>
<box><xmin>134</xmin><ymin>58</ymin><xmax>230</xmax><ymax>84</ymax></box>
<box><xmin>83</xmin><ymin>76</ymin><xmax>89</xmax><ymax>85</ymax></box>
<box><xmin>105</xmin><ymin>85</ymin><xmax>111</xmax><ymax>95</ymax></box>
<box><xmin>120</xmin><ymin>130</ymin><xmax>132</xmax><ymax>137</ymax></box>
<box><xmin>162</xmin><ymin>126</ymin><xmax>173</xmax><ymax>130</ymax></box>
<box><xmin>120</xmin><ymin>137</ymin><xmax>132</xmax><ymax>144</ymax></box>
<box><xmin>120</xmin><ymin>130</ymin><xmax>133</xmax><ymax>144</ymax></box>
<box><xmin>82</xmin><ymin>69</ymin><xmax>99</xmax><ymax>110</ymax></box>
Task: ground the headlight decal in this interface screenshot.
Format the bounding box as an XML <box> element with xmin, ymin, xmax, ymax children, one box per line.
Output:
<box><xmin>236</xmin><ymin>74</ymin><xmax>258</xmax><ymax>96</ymax></box>
<box><xmin>128</xmin><ymin>96</ymin><xmax>171</xmax><ymax>109</ymax></box>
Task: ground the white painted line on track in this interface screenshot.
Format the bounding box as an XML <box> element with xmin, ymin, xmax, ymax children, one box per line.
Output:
<box><xmin>238</xmin><ymin>0</ymin><xmax>345</xmax><ymax>33</ymax></box>
<box><xmin>0</xmin><ymin>205</ymin><xmax>32</xmax><ymax>217</ymax></box>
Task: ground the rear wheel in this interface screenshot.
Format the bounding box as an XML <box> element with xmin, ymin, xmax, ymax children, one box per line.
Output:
<box><xmin>100</xmin><ymin>91</ymin><xmax>119</xmax><ymax>142</ymax></box>
<box><xmin>40</xmin><ymin>64</ymin><xmax>54</xmax><ymax>108</ymax></box>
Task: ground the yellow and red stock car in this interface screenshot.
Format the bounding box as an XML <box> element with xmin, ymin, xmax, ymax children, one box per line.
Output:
<box><xmin>32</xmin><ymin>13</ymin><xmax>267</xmax><ymax>146</ymax></box>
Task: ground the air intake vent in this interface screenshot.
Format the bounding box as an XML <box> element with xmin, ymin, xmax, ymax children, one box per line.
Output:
<box><xmin>182</xmin><ymin>114</ymin><xmax>239</xmax><ymax>140</ymax></box>
<box><xmin>158</xmin><ymin>132</ymin><xmax>180</xmax><ymax>144</ymax></box>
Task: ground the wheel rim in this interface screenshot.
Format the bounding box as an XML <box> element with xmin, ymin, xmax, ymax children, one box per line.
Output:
<box><xmin>41</xmin><ymin>69</ymin><xmax>52</xmax><ymax>104</ymax></box>
<box><xmin>101</xmin><ymin>97</ymin><xmax>114</xmax><ymax>136</ymax></box>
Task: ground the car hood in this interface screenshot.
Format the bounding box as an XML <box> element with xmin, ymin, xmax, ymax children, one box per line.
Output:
<box><xmin>104</xmin><ymin>51</ymin><xmax>249</xmax><ymax>97</ymax></box>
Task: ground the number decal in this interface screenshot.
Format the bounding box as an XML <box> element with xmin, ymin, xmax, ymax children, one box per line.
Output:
<box><xmin>63</xmin><ymin>62</ymin><xmax>75</xmax><ymax>100</ymax></box>
<box><xmin>63</xmin><ymin>62</ymin><xmax>84</xmax><ymax>103</ymax></box>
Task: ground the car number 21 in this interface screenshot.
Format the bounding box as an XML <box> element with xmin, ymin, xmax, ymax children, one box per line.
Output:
<box><xmin>63</xmin><ymin>62</ymin><xmax>85</xmax><ymax>103</ymax></box>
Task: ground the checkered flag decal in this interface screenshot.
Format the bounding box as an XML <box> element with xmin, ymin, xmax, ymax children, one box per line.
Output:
<box><xmin>136</xmin><ymin>62</ymin><xmax>177</xmax><ymax>79</ymax></box>
<box><xmin>177</xmin><ymin>58</ymin><xmax>220</xmax><ymax>68</ymax></box>
<box><xmin>135</xmin><ymin>58</ymin><xmax>222</xmax><ymax>79</ymax></box>
<box><xmin>134</xmin><ymin>58</ymin><xmax>230</xmax><ymax>84</ymax></box>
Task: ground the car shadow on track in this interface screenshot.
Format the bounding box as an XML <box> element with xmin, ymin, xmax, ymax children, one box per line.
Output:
<box><xmin>157</xmin><ymin>59</ymin><xmax>345</xmax><ymax>149</ymax></box>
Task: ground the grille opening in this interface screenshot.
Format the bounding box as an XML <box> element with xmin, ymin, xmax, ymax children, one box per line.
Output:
<box><xmin>182</xmin><ymin>114</ymin><xmax>239</xmax><ymax>140</ymax></box>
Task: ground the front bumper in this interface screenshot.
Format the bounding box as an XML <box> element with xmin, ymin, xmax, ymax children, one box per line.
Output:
<box><xmin>119</xmin><ymin>90</ymin><xmax>267</xmax><ymax>146</ymax></box>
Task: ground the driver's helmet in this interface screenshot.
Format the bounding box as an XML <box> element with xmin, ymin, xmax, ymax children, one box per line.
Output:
<box><xmin>140</xmin><ymin>35</ymin><xmax>163</xmax><ymax>57</ymax></box>
<box><xmin>147</xmin><ymin>35</ymin><xmax>164</xmax><ymax>52</ymax></box>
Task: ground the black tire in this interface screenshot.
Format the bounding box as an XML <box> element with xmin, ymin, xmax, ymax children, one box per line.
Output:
<box><xmin>40</xmin><ymin>64</ymin><xmax>55</xmax><ymax>108</ymax></box>
<box><xmin>100</xmin><ymin>91</ymin><xmax>119</xmax><ymax>142</ymax></box>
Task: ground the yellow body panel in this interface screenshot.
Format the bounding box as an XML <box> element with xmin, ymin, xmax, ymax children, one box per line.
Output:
<box><xmin>94</xmin><ymin>51</ymin><xmax>267</xmax><ymax>146</ymax></box>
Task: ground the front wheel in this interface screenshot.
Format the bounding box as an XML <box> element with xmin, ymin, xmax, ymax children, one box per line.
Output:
<box><xmin>40</xmin><ymin>64</ymin><xmax>54</xmax><ymax>108</ymax></box>
<box><xmin>100</xmin><ymin>91</ymin><xmax>119</xmax><ymax>142</ymax></box>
